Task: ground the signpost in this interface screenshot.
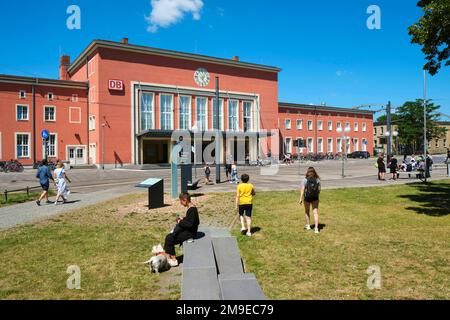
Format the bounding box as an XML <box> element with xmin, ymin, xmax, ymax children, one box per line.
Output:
<box><xmin>41</xmin><ymin>130</ymin><xmax>50</xmax><ymax>161</ymax></box>
<box><xmin>136</xmin><ymin>178</ymin><xmax>164</xmax><ymax>209</ymax></box>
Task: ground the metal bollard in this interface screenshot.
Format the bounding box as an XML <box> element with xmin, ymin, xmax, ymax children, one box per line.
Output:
<box><xmin>4</xmin><ymin>190</ymin><xmax>7</xmax><ymax>202</ymax></box>
<box><xmin>26</xmin><ymin>187</ymin><xmax>29</xmax><ymax>196</ymax></box>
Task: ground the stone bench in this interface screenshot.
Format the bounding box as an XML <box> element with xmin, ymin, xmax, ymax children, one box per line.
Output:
<box><xmin>218</xmin><ymin>273</ymin><xmax>266</xmax><ymax>301</ymax></box>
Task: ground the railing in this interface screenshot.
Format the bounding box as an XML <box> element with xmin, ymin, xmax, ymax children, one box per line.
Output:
<box><xmin>3</xmin><ymin>186</ymin><xmax>41</xmax><ymax>202</ymax></box>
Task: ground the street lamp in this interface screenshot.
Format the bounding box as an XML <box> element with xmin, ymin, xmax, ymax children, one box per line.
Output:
<box><xmin>385</xmin><ymin>130</ymin><xmax>399</xmax><ymax>155</ymax></box>
<box><xmin>191</xmin><ymin>123</ymin><xmax>198</xmax><ymax>179</ymax></box>
<box><xmin>337</xmin><ymin>127</ymin><xmax>351</xmax><ymax>178</ymax></box>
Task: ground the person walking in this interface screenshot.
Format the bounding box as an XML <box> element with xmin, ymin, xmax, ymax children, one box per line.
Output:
<box><xmin>236</xmin><ymin>174</ymin><xmax>255</xmax><ymax>237</ymax></box>
<box><xmin>377</xmin><ymin>153</ymin><xmax>386</xmax><ymax>181</ymax></box>
<box><xmin>164</xmin><ymin>192</ymin><xmax>200</xmax><ymax>267</ymax></box>
<box><xmin>225</xmin><ymin>154</ymin><xmax>233</xmax><ymax>182</ymax></box>
<box><xmin>53</xmin><ymin>162</ymin><xmax>71</xmax><ymax>205</ymax></box>
<box><xmin>231</xmin><ymin>162</ymin><xmax>239</xmax><ymax>184</ymax></box>
<box><xmin>389</xmin><ymin>155</ymin><xmax>398</xmax><ymax>180</ymax></box>
<box><xmin>36</xmin><ymin>159</ymin><xmax>55</xmax><ymax>206</ymax></box>
<box><xmin>299</xmin><ymin>167</ymin><xmax>321</xmax><ymax>234</ymax></box>
<box><xmin>204</xmin><ymin>163</ymin><xmax>211</xmax><ymax>184</ymax></box>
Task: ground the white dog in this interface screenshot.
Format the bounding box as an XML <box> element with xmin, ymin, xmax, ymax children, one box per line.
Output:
<box><xmin>144</xmin><ymin>244</ymin><xmax>171</xmax><ymax>275</ymax></box>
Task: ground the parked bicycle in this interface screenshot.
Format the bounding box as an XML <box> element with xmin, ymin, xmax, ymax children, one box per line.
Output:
<box><xmin>33</xmin><ymin>160</ymin><xmax>57</xmax><ymax>171</ymax></box>
<box><xmin>1</xmin><ymin>160</ymin><xmax>24</xmax><ymax>173</ymax></box>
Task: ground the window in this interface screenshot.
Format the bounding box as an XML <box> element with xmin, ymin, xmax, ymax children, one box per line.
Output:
<box><xmin>89</xmin><ymin>144</ymin><xmax>96</xmax><ymax>164</ymax></box>
<box><xmin>141</xmin><ymin>92</ymin><xmax>154</xmax><ymax>131</ymax></box>
<box><xmin>337</xmin><ymin>138</ymin><xmax>343</xmax><ymax>153</ymax></box>
<box><xmin>16</xmin><ymin>105</ymin><xmax>29</xmax><ymax>121</ymax></box>
<box><xmin>346</xmin><ymin>139</ymin><xmax>351</xmax><ymax>153</ymax></box>
<box><xmin>285</xmin><ymin>119</ymin><xmax>292</xmax><ymax>130</ymax></box>
<box><xmin>285</xmin><ymin>138</ymin><xmax>292</xmax><ymax>153</ymax></box>
<box><xmin>318</xmin><ymin>121</ymin><xmax>323</xmax><ymax>131</ymax></box>
<box><xmin>328</xmin><ymin>121</ymin><xmax>333</xmax><ymax>131</ymax></box>
<box><xmin>43</xmin><ymin>134</ymin><xmax>57</xmax><ymax>158</ymax></box>
<box><xmin>362</xmin><ymin>139</ymin><xmax>368</xmax><ymax>151</ymax></box>
<box><xmin>89</xmin><ymin>115</ymin><xmax>96</xmax><ymax>131</ymax></box>
<box><xmin>381</xmin><ymin>127</ymin><xmax>384</xmax><ymax>135</ymax></box>
<box><xmin>16</xmin><ymin>133</ymin><xmax>30</xmax><ymax>158</ymax></box>
<box><xmin>179</xmin><ymin>96</ymin><xmax>191</xmax><ymax>130</ymax></box>
<box><xmin>212</xmin><ymin>98</ymin><xmax>224</xmax><ymax>131</ymax></box>
<box><xmin>48</xmin><ymin>93</ymin><xmax>54</xmax><ymax>101</ymax></box>
<box><xmin>296</xmin><ymin>120</ymin><xmax>303</xmax><ymax>130</ymax></box>
<box><xmin>19</xmin><ymin>90</ymin><xmax>26</xmax><ymax>99</ymax></box>
<box><xmin>72</xmin><ymin>94</ymin><xmax>78</xmax><ymax>102</ymax></box>
<box><xmin>354</xmin><ymin>139</ymin><xmax>359</xmax><ymax>151</ymax></box>
<box><xmin>337</xmin><ymin>122</ymin><xmax>342</xmax><ymax>130</ymax></box>
<box><xmin>307</xmin><ymin>138</ymin><xmax>314</xmax><ymax>153</ymax></box>
<box><xmin>354</xmin><ymin>122</ymin><xmax>359</xmax><ymax>132</ymax></box>
<box><xmin>307</xmin><ymin>120</ymin><xmax>313</xmax><ymax>131</ymax></box>
<box><xmin>435</xmin><ymin>140</ymin><xmax>439</xmax><ymax>148</ymax></box>
<box><xmin>327</xmin><ymin>138</ymin><xmax>333</xmax><ymax>153</ymax></box>
<box><xmin>318</xmin><ymin>138</ymin><xmax>323</xmax><ymax>153</ymax></box>
<box><xmin>374</xmin><ymin>128</ymin><xmax>377</xmax><ymax>135</ymax></box>
<box><xmin>243</xmin><ymin>101</ymin><xmax>252</xmax><ymax>132</ymax></box>
<box><xmin>345</xmin><ymin>122</ymin><xmax>351</xmax><ymax>131</ymax></box>
<box><xmin>160</xmin><ymin>94</ymin><xmax>174</xmax><ymax>130</ymax></box>
<box><xmin>196</xmin><ymin>97</ymin><xmax>208</xmax><ymax>131</ymax></box>
<box><xmin>228</xmin><ymin>100</ymin><xmax>238</xmax><ymax>131</ymax></box>
<box><xmin>77</xmin><ymin>148</ymin><xmax>84</xmax><ymax>159</ymax></box>
<box><xmin>362</xmin><ymin>122</ymin><xmax>367</xmax><ymax>132</ymax></box>
<box><xmin>44</xmin><ymin>106</ymin><xmax>56</xmax><ymax>122</ymax></box>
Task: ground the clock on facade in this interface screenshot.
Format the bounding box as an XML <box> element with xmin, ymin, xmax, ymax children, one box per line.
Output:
<box><xmin>194</xmin><ymin>68</ymin><xmax>210</xmax><ymax>87</ymax></box>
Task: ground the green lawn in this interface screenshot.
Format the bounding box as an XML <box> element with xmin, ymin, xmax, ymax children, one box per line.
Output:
<box><xmin>0</xmin><ymin>181</ymin><xmax>448</xmax><ymax>300</ymax></box>
<box><xmin>233</xmin><ymin>180</ymin><xmax>450</xmax><ymax>300</ymax></box>
<box><xmin>0</xmin><ymin>191</ymin><xmax>56</xmax><ymax>207</ymax></box>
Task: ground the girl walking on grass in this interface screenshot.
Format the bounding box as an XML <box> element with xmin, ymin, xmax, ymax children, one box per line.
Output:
<box><xmin>299</xmin><ymin>167</ymin><xmax>321</xmax><ymax>234</ymax></box>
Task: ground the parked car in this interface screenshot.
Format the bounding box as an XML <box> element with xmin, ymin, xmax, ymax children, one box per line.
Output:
<box><xmin>349</xmin><ymin>151</ymin><xmax>371</xmax><ymax>159</ymax></box>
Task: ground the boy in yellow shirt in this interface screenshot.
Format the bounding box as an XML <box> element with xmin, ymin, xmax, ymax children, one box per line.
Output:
<box><xmin>236</xmin><ymin>174</ymin><xmax>256</xmax><ymax>237</ymax></box>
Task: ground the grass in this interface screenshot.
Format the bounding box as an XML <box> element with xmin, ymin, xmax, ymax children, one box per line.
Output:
<box><xmin>233</xmin><ymin>180</ymin><xmax>450</xmax><ymax>300</ymax></box>
<box><xmin>0</xmin><ymin>191</ymin><xmax>56</xmax><ymax>207</ymax></box>
<box><xmin>0</xmin><ymin>181</ymin><xmax>448</xmax><ymax>300</ymax></box>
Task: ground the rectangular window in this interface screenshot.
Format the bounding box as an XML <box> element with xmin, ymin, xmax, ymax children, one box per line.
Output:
<box><xmin>354</xmin><ymin>139</ymin><xmax>359</xmax><ymax>151</ymax></box>
<box><xmin>296</xmin><ymin>120</ymin><xmax>303</xmax><ymax>130</ymax></box>
<box><xmin>318</xmin><ymin>121</ymin><xmax>323</xmax><ymax>131</ymax></box>
<box><xmin>381</xmin><ymin>127</ymin><xmax>384</xmax><ymax>135</ymax></box>
<box><xmin>345</xmin><ymin>122</ymin><xmax>351</xmax><ymax>131</ymax></box>
<box><xmin>179</xmin><ymin>96</ymin><xmax>191</xmax><ymax>130</ymax></box>
<box><xmin>318</xmin><ymin>138</ymin><xmax>323</xmax><ymax>153</ymax></box>
<box><xmin>243</xmin><ymin>101</ymin><xmax>252</xmax><ymax>132</ymax></box>
<box><xmin>196</xmin><ymin>97</ymin><xmax>208</xmax><ymax>131</ymax></box>
<box><xmin>44</xmin><ymin>106</ymin><xmax>56</xmax><ymax>122</ymax></box>
<box><xmin>337</xmin><ymin>138</ymin><xmax>343</xmax><ymax>153</ymax></box>
<box><xmin>16</xmin><ymin>134</ymin><xmax>30</xmax><ymax>158</ymax></box>
<box><xmin>228</xmin><ymin>100</ymin><xmax>238</xmax><ymax>131</ymax></box>
<box><xmin>327</xmin><ymin>138</ymin><xmax>333</xmax><ymax>153</ymax></box>
<box><xmin>307</xmin><ymin>138</ymin><xmax>314</xmax><ymax>153</ymax></box>
<box><xmin>43</xmin><ymin>134</ymin><xmax>57</xmax><ymax>158</ymax></box>
<box><xmin>354</xmin><ymin>122</ymin><xmax>359</xmax><ymax>132</ymax></box>
<box><xmin>337</xmin><ymin>122</ymin><xmax>342</xmax><ymax>130</ymax></box>
<box><xmin>16</xmin><ymin>105</ymin><xmax>29</xmax><ymax>121</ymax></box>
<box><xmin>89</xmin><ymin>144</ymin><xmax>96</xmax><ymax>164</ymax></box>
<box><xmin>362</xmin><ymin>139</ymin><xmax>368</xmax><ymax>151</ymax></box>
<box><xmin>212</xmin><ymin>98</ymin><xmax>224</xmax><ymax>131</ymax></box>
<box><xmin>48</xmin><ymin>93</ymin><xmax>54</xmax><ymax>101</ymax></box>
<box><xmin>19</xmin><ymin>90</ymin><xmax>26</xmax><ymax>99</ymax></box>
<box><xmin>307</xmin><ymin>120</ymin><xmax>313</xmax><ymax>131</ymax></box>
<box><xmin>374</xmin><ymin>127</ymin><xmax>377</xmax><ymax>135</ymax></box>
<box><xmin>285</xmin><ymin>119</ymin><xmax>291</xmax><ymax>130</ymax></box>
<box><xmin>160</xmin><ymin>94</ymin><xmax>174</xmax><ymax>130</ymax></box>
<box><xmin>89</xmin><ymin>115</ymin><xmax>96</xmax><ymax>131</ymax></box>
<box><xmin>328</xmin><ymin>121</ymin><xmax>333</xmax><ymax>131</ymax></box>
<box><xmin>285</xmin><ymin>138</ymin><xmax>292</xmax><ymax>153</ymax></box>
<box><xmin>141</xmin><ymin>92</ymin><xmax>154</xmax><ymax>131</ymax></box>
<box><xmin>362</xmin><ymin>122</ymin><xmax>367</xmax><ymax>132</ymax></box>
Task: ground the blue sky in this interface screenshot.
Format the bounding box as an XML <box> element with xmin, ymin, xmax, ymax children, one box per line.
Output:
<box><xmin>0</xmin><ymin>0</ymin><xmax>449</xmax><ymax>118</ymax></box>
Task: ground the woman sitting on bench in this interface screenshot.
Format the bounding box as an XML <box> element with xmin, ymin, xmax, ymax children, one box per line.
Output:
<box><xmin>164</xmin><ymin>192</ymin><xmax>200</xmax><ymax>267</ymax></box>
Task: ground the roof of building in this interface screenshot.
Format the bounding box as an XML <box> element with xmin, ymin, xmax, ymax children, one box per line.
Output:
<box><xmin>68</xmin><ymin>39</ymin><xmax>282</xmax><ymax>75</ymax></box>
<box><xmin>0</xmin><ymin>74</ymin><xmax>88</xmax><ymax>89</ymax></box>
<box><xmin>279</xmin><ymin>102</ymin><xmax>375</xmax><ymax>115</ymax></box>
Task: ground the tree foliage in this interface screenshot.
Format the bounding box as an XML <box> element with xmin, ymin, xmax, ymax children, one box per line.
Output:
<box><xmin>408</xmin><ymin>0</ymin><xmax>450</xmax><ymax>75</ymax></box>
<box><xmin>376</xmin><ymin>114</ymin><xmax>399</xmax><ymax>123</ymax></box>
<box><xmin>396</xmin><ymin>99</ymin><xmax>447</xmax><ymax>153</ymax></box>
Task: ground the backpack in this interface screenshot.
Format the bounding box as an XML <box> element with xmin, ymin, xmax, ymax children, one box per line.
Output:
<box><xmin>205</xmin><ymin>167</ymin><xmax>211</xmax><ymax>175</ymax></box>
<box><xmin>305</xmin><ymin>178</ymin><xmax>320</xmax><ymax>198</ymax></box>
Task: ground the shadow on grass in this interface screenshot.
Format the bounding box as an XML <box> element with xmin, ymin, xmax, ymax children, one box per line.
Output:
<box><xmin>399</xmin><ymin>182</ymin><xmax>450</xmax><ymax>217</ymax></box>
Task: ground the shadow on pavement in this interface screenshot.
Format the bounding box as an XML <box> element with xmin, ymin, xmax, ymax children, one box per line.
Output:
<box><xmin>399</xmin><ymin>182</ymin><xmax>450</xmax><ymax>217</ymax></box>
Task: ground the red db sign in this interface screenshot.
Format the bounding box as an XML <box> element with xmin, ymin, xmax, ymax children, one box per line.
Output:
<box><xmin>108</xmin><ymin>80</ymin><xmax>124</xmax><ymax>91</ymax></box>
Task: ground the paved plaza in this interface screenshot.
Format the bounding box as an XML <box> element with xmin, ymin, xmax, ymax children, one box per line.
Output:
<box><xmin>0</xmin><ymin>158</ymin><xmax>448</xmax><ymax>230</ymax></box>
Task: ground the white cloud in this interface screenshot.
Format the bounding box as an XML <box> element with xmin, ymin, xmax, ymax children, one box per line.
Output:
<box><xmin>146</xmin><ymin>0</ymin><xmax>204</xmax><ymax>33</ymax></box>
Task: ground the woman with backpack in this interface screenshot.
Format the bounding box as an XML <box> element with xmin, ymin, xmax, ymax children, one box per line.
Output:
<box><xmin>299</xmin><ymin>167</ymin><xmax>321</xmax><ymax>234</ymax></box>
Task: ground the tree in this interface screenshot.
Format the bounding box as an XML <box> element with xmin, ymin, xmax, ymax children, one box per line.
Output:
<box><xmin>408</xmin><ymin>0</ymin><xmax>450</xmax><ymax>75</ymax></box>
<box><xmin>376</xmin><ymin>114</ymin><xmax>399</xmax><ymax>123</ymax></box>
<box><xmin>396</xmin><ymin>99</ymin><xmax>447</xmax><ymax>153</ymax></box>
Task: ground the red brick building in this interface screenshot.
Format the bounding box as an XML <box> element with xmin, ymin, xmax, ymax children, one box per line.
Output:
<box><xmin>0</xmin><ymin>39</ymin><xmax>374</xmax><ymax>167</ymax></box>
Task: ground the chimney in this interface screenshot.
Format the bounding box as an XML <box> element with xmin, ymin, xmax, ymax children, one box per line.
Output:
<box><xmin>59</xmin><ymin>55</ymin><xmax>71</xmax><ymax>80</ymax></box>
<box><xmin>122</xmin><ymin>38</ymin><xmax>129</xmax><ymax>44</ymax></box>
<box><xmin>232</xmin><ymin>56</ymin><xmax>239</xmax><ymax>61</ymax></box>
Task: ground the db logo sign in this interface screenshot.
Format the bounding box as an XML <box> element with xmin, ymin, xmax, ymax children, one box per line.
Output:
<box><xmin>108</xmin><ymin>80</ymin><xmax>124</xmax><ymax>91</ymax></box>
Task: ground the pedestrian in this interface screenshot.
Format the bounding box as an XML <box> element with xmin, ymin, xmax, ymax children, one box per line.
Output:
<box><xmin>225</xmin><ymin>154</ymin><xmax>233</xmax><ymax>182</ymax></box>
<box><xmin>236</xmin><ymin>174</ymin><xmax>255</xmax><ymax>237</ymax></box>
<box><xmin>447</xmin><ymin>148</ymin><xmax>450</xmax><ymax>162</ymax></box>
<box><xmin>163</xmin><ymin>192</ymin><xmax>200</xmax><ymax>267</ymax></box>
<box><xmin>377</xmin><ymin>153</ymin><xmax>386</xmax><ymax>181</ymax></box>
<box><xmin>204</xmin><ymin>163</ymin><xmax>211</xmax><ymax>184</ymax></box>
<box><xmin>299</xmin><ymin>167</ymin><xmax>321</xmax><ymax>234</ymax></box>
<box><xmin>231</xmin><ymin>162</ymin><xmax>239</xmax><ymax>184</ymax></box>
<box><xmin>389</xmin><ymin>155</ymin><xmax>398</xmax><ymax>180</ymax></box>
<box><xmin>53</xmin><ymin>162</ymin><xmax>71</xmax><ymax>205</ymax></box>
<box><xmin>36</xmin><ymin>159</ymin><xmax>55</xmax><ymax>206</ymax></box>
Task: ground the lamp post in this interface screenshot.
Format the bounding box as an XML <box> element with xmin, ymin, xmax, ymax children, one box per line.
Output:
<box><xmin>337</xmin><ymin>127</ymin><xmax>351</xmax><ymax>178</ymax></box>
<box><xmin>393</xmin><ymin>131</ymin><xmax>399</xmax><ymax>155</ymax></box>
<box><xmin>191</xmin><ymin>123</ymin><xmax>198</xmax><ymax>179</ymax></box>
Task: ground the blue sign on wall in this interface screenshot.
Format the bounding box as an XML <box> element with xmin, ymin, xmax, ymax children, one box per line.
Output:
<box><xmin>41</xmin><ymin>130</ymin><xmax>50</xmax><ymax>140</ymax></box>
